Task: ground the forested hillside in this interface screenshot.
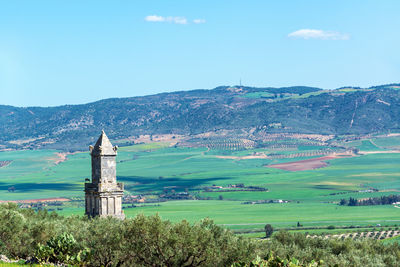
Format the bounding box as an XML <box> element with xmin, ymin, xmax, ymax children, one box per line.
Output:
<box><xmin>1</xmin><ymin>84</ymin><xmax>400</xmax><ymax>150</ymax></box>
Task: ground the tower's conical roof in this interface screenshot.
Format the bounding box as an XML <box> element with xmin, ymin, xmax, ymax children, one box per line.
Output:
<box><xmin>91</xmin><ymin>130</ymin><xmax>117</xmax><ymax>156</ymax></box>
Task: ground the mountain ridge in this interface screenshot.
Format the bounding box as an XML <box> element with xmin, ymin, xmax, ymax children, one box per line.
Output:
<box><xmin>1</xmin><ymin>84</ymin><xmax>400</xmax><ymax>151</ymax></box>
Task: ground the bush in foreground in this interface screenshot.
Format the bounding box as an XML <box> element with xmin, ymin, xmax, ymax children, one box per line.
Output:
<box><xmin>0</xmin><ymin>203</ymin><xmax>254</xmax><ymax>266</ymax></box>
<box><xmin>258</xmin><ymin>231</ymin><xmax>400</xmax><ymax>266</ymax></box>
<box><xmin>2</xmin><ymin>203</ymin><xmax>400</xmax><ymax>266</ymax></box>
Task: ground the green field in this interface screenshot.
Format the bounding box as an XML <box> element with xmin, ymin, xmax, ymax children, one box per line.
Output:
<box><xmin>1</xmin><ymin>136</ymin><xmax>400</xmax><ymax>232</ymax></box>
<box><xmin>124</xmin><ymin>201</ymin><xmax>400</xmax><ymax>227</ymax></box>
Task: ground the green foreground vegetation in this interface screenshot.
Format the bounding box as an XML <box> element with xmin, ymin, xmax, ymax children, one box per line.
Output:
<box><xmin>2</xmin><ymin>203</ymin><xmax>400</xmax><ymax>267</ymax></box>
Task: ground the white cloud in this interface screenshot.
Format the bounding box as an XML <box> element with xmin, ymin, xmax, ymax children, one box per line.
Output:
<box><xmin>145</xmin><ymin>15</ymin><xmax>165</xmax><ymax>22</ymax></box>
<box><xmin>193</xmin><ymin>19</ymin><xmax>206</xmax><ymax>24</ymax></box>
<box><xmin>288</xmin><ymin>29</ymin><xmax>350</xmax><ymax>40</ymax></box>
<box><xmin>170</xmin><ymin>17</ymin><xmax>187</xmax><ymax>24</ymax></box>
<box><xmin>145</xmin><ymin>15</ymin><xmax>187</xmax><ymax>24</ymax></box>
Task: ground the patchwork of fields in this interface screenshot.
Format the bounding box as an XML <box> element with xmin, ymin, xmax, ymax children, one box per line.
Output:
<box><xmin>1</xmin><ymin>135</ymin><xmax>400</xmax><ymax>232</ymax></box>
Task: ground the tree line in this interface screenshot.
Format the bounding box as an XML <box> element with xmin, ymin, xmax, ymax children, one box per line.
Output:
<box><xmin>339</xmin><ymin>195</ymin><xmax>400</xmax><ymax>206</ymax></box>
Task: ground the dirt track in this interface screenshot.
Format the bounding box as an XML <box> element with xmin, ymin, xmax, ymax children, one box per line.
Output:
<box><xmin>266</xmin><ymin>155</ymin><xmax>343</xmax><ymax>171</ymax></box>
<box><xmin>215</xmin><ymin>154</ymin><xmax>268</xmax><ymax>160</ymax></box>
<box><xmin>0</xmin><ymin>160</ymin><xmax>12</xmax><ymax>168</ymax></box>
<box><xmin>0</xmin><ymin>198</ymin><xmax>71</xmax><ymax>204</ymax></box>
<box><xmin>52</xmin><ymin>152</ymin><xmax>77</xmax><ymax>165</ymax></box>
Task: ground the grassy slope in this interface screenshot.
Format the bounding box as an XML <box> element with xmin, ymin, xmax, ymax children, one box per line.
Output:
<box><xmin>0</xmin><ymin>150</ymin><xmax>88</xmax><ymax>200</ymax></box>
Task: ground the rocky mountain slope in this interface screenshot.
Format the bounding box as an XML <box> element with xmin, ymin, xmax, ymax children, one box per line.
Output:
<box><xmin>1</xmin><ymin>84</ymin><xmax>399</xmax><ymax>150</ymax></box>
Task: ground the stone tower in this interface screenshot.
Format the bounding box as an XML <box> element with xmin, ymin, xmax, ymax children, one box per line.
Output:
<box><xmin>85</xmin><ymin>130</ymin><xmax>125</xmax><ymax>219</ymax></box>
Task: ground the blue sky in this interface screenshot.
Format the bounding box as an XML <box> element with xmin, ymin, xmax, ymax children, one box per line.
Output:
<box><xmin>0</xmin><ymin>0</ymin><xmax>399</xmax><ymax>107</ymax></box>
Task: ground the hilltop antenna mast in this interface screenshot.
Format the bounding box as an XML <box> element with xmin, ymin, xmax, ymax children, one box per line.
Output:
<box><xmin>240</xmin><ymin>78</ymin><xmax>242</xmax><ymax>87</ymax></box>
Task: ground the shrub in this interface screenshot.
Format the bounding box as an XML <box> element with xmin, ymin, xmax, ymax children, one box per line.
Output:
<box><xmin>36</xmin><ymin>232</ymin><xmax>89</xmax><ymax>265</ymax></box>
<box><xmin>2</xmin><ymin>204</ymin><xmax>400</xmax><ymax>266</ymax></box>
<box><xmin>120</xmin><ymin>215</ymin><xmax>255</xmax><ymax>266</ymax></box>
<box><xmin>264</xmin><ymin>224</ymin><xmax>274</xmax><ymax>238</ymax></box>
<box><xmin>85</xmin><ymin>217</ymin><xmax>125</xmax><ymax>266</ymax></box>
<box><xmin>231</xmin><ymin>254</ymin><xmax>320</xmax><ymax>267</ymax></box>
<box><xmin>255</xmin><ymin>231</ymin><xmax>400</xmax><ymax>267</ymax></box>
